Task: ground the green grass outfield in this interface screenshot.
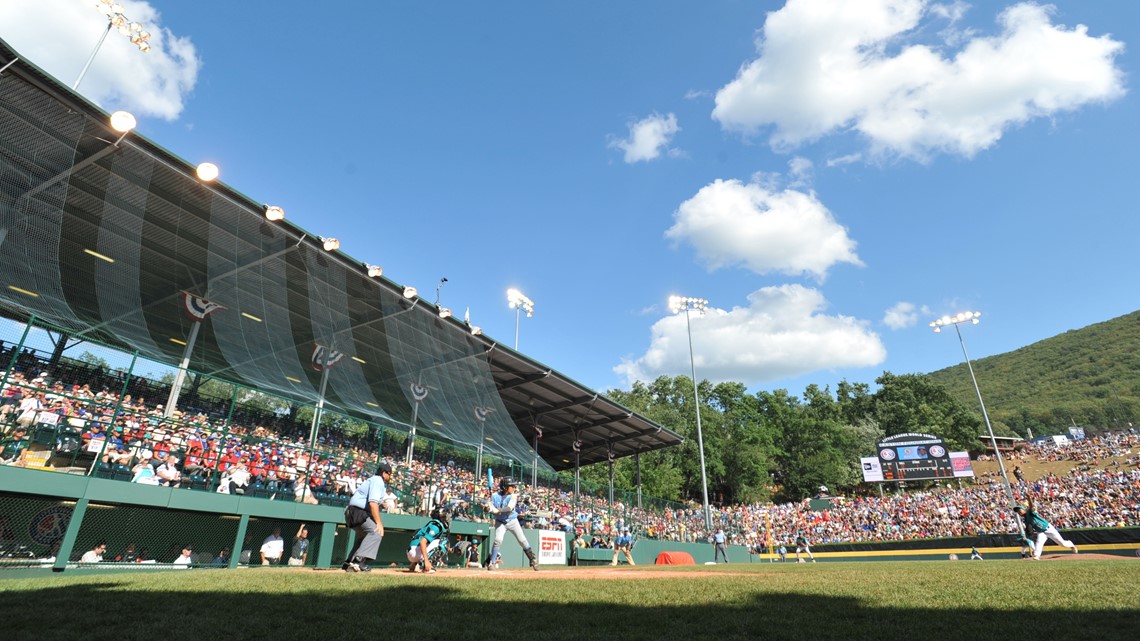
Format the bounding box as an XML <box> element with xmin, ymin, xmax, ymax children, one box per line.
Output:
<box><xmin>1</xmin><ymin>561</ymin><xmax>1137</xmax><ymax>641</ymax></box>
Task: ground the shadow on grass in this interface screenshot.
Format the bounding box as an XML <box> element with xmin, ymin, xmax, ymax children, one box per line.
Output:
<box><xmin>1</xmin><ymin>579</ymin><xmax>1136</xmax><ymax>641</ymax></box>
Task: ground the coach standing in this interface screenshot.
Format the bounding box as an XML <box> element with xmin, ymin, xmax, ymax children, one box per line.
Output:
<box><xmin>342</xmin><ymin>461</ymin><xmax>393</xmax><ymax>572</ymax></box>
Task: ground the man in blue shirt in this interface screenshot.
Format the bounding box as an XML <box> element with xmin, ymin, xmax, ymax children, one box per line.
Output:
<box><xmin>611</xmin><ymin>527</ymin><xmax>635</xmax><ymax>566</ymax></box>
<box><xmin>713</xmin><ymin>528</ymin><xmax>729</xmax><ymax>563</ymax></box>
<box><xmin>406</xmin><ymin>508</ymin><xmax>449</xmax><ymax>573</ymax></box>
<box><xmin>342</xmin><ymin>461</ymin><xmax>392</xmax><ymax>572</ymax></box>
<box><xmin>1014</xmin><ymin>497</ymin><xmax>1078</xmax><ymax>560</ymax></box>
<box><xmin>485</xmin><ymin>477</ymin><xmax>539</xmax><ymax>571</ymax></box>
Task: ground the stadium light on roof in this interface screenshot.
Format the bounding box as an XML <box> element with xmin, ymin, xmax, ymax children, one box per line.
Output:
<box><xmin>321</xmin><ymin>237</ymin><xmax>340</xmax><ymax>251</ymax></box>
<box><xmin>507</xmin><ymin>287</ymin><xmax>534</xmax><ymax>350</ymax></box>
<box><xmin>366</xmin><ymin>264</ymin><xmax>383</xmax><ymax>278</ymax></box>
<box><xmin>930</xmin><ymin>309</ymin><xmax>1019</xmax><ymax>533</ymax></box>
<box><xmin>196</xmin><ymin>163</ymin><xmax>219</xmax><ymax>182</ymax></box>
<box><xmin>670</xmin><ymin>294</ymin><xmax>712</xmax><ymax>532</ymax></box>
<box><xmin>403</xmin><ymin>286</ymin><xmax>418</xmax><ymax>299</ymax></box>
<box><xmin>75</xmin><ymin>1</ymin><xmax>151</xmax><ymax>90</ymax></box>
<box><xmin>264</xmin><ymin>205</ymin><xmax>285</xmax><ymax>222</ymax></box>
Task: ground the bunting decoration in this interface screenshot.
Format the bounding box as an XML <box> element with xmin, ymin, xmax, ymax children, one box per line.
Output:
<box><xmin>409</xmin><ymin>381</ymin><xmax>429</xmax><ymax>402</ymax></box>
<box><xmin>534</xmin><ymin>425</ymin><xmax>543</xmax><ymax>441</ymax></box>
<box><xmin>180</xmin><ymin>291</ymin><xmax>225</xmax><ymax>322</ymax></box>
<box><xmin>572</xmin><ymin>439</ymin><xmax>582</xmax><ymax>454</ymax></box>
<box><xmin>311</xmin><ymin>344</ymin><xmax>345</xmax><ymax>372</ymax></box>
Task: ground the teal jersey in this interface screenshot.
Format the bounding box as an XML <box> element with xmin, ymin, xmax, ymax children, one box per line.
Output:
<box><xmin>1021</xmin><ymin>509</ymin><xmax>1051</xmax><ymax>534</ymax></box>
<box><xmin>409</xmin><ymin>519</ymin><xmax>446</xmax><ymax>549</ymax></box>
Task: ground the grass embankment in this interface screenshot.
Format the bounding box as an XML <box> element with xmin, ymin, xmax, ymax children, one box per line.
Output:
<box><xmin>1</xmin><ymin>561</ymin><xmax>1137</xmax><ymax>641</ymax></box>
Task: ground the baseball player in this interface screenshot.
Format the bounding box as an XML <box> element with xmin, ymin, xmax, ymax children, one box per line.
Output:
<box><xmin>611</xmin><ymin>527</ymin><xmax>635</xmax><ymax>566</ymax></box>
<box><xmin>406</xmin><ymin>507</ymin><xmax>450</xmax><ymax>573</ymax></box>
<box><xmin>794</xmin><ymin>532</ymin><xmax>815</xmax><ymax>563</ymax></box>
<box><xmin>1014</xmin><ymin>496</ymin><xmax>1078</xmax><ymax>559</ymax></box>
<box><xmin>485</xmin><ymin>477</ymin><xmax>539</xmax><ymax>571</ymax></box>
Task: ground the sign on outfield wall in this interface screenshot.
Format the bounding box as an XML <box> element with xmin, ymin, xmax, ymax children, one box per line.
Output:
<box><xmin>538</xmin><ymin>531</ymin><xmax>567</xmax><ymax>565</ymax></box>
<box><xmin>873</xmin><ymin>433</ymin><xmax>954</xmax><ymax>481</ymax></box>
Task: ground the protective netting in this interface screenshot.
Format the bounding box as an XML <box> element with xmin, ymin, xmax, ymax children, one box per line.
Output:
<box><xmin>0</xmin><ymin>52</ymin><xmax>544</xmax><ymax>469</ymax></box>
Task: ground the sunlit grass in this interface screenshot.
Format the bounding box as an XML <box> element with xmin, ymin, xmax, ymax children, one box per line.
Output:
<box><xmin>1</xmin><ymin>561</ymin><xmax>1137</xmax><ymax>641</ymax></box>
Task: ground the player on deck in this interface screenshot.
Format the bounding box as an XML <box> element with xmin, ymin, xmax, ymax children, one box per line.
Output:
<box><xmin>407</xmin><ymin>507</ymin><xmax>449</xmax><ymax>573</ymax></box>
<box><xmin>485</xmin><ymin>477</ymin><xmax>539</xmax><ymax>571</ymax></box>
<box><xmin>1014</xmin><ymin>496</ymin><xmax>1078</xmax><ymax>559</ymax></box>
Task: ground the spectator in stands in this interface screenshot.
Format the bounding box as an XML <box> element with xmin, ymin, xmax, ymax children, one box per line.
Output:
<box><xmin>156</xmin><ymin>454</ymin><xmax>182</xmax><ymax>488</ymax></box>
<box><xmin>0</xmin><ymin>426</ymin><xmax>30</xmax><ymax>466</ymax></box>
<box><xmin>212</xmin><ymin>548</ymin><xmax>230</xmax><ymax>566</ymax></box>
<box><xmin>131</xmin><ymin>458</ymin><xmax>158</xmax><ymax>484</ymax></box>
<box><xmin>260</xmin><ymin>527</ymin><xmax>284</xmax><ymax>565</ymax></box>
<box><xmin>80</xmin><ymin>541</ymin><xmax>107</xmax><ymax>563</ymax></box>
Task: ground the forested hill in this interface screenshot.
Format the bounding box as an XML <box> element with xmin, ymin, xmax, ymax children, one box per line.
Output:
<box><xmin>925</xmin><ymin>310</ymin><xmax>1140</xmax><ymax>437</ymax></box>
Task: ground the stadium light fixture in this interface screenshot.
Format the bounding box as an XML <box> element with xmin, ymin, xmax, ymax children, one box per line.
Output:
<box><xmin>75</xmin><ymin>1</ymin><xmax>151</xmax><ymax>90</ymax></box>
<box><xmin>321</xmin><ymin>237</ymin><xmax>340</xmax><ymax>252</ymax></box>
<box><xmin>264</xmin><ymin>205</ymin><xmax>285</xmax><ymax>222</ymax></box>
<box><xmin>403</xmin><ymin>286</ymin><xmax>418</xmax><ymax>299</ymax></box>
<box><xmin>366</xmin><ymin>264</ymin><xmax>383</xmax><ymax>278</ymax></box>
<box><xmin>670</xmin><ymin>294</ymin><xmax>712</xmax><ymax>532</ymax></box>
<box><xmin>196</xmin><ymin>163</ymin><xmax>219</xmax><ymax>182</ymax></box>
<box><xmin>469</xmin><ymin>325</ymin><xmax>482</xmax><ymax>336</ymax></box>
<box><xmin>438</xmin><ymin>307</ymin><xmax>452</xmax><ymax>319</ymax></box>
<box><xmin>930</xmin><ymin>310</ymin><xmax>1019</xmax><ymax>529</ymax></box>
<box><xmin>507</xmin><ymin>287</ymin><xmax>535</xmax><ymax>350</ymax></box>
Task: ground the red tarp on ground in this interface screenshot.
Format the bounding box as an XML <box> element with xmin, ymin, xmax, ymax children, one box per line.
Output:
<box><xmin>655</xmin><ymin>551</ymin><xmax>696</xmax><ymax>565</ymax></box>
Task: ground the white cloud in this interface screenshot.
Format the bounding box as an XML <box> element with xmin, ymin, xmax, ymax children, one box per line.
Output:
<box><xmin>826</xmin><ymin>153</ymin><xmax>864</xmax><ymax>168</ymax></box>
<box><xmin>609</xmin><ymin>112</ymin><xmax>681</xmax><ymax>163</ymax></box>
<box><xmin>883</xmin><ymin>301</ymin><xmax>919</xmax><ymax>329</ymax></box>
<box><xmin>712</xmin><ymin>0</ymin><xmax>1125</xmax><ymax>160</ymax></box>
<box><xmin>0</xmin><ymin>0</ymin><xmax>200</xmax><ymax>121</ymax></box>
<box><xmin>665</xmin><ymin>178</ymin><xmax>862</xmax><ymax>280</ymax></box>
<box><xmin>615</xmin><ymin>285</ymin><xmax>887</xmax><ymax>386</ymax></box>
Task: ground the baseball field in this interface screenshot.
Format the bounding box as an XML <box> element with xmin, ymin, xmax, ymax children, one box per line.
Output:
<box><xmin>1</xmin><ymin>555</ymin><xmax>1136</xmax><ymax>641</ymax></box>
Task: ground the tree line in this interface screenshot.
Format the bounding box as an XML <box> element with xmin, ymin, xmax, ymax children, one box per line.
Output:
<box><xmin>580</xmin><ymin>372</ymin><xmax>983</xmax><ymax>505</ymax></box>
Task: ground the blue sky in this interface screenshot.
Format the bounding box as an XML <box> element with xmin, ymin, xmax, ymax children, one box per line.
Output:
<box><xmin>2</xmin><ymin>0</ymin><xmax>1136</xmax><ymax>398</ymax></box>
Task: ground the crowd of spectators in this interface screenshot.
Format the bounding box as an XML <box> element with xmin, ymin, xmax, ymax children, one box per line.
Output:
<box><xmin>3</xmin><ymin>360</ymin><xmax>1139</xmax><ymax>556</ymax></box>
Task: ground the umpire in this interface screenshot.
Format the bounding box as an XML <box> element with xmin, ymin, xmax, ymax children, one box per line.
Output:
<box><xmin>342</xmin><ymin>461</ymin><xmax>393</xmax><ymax>572</ymax></box>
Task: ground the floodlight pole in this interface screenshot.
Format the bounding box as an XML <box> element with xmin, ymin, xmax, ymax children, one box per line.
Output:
<box><xmin>933</xmin><ymin>312</ymin><xmax>1023</xmax><ymax>536</ymax></box>
<box><xmin>74</xmin><ymin>21</ymin><xmax>112</xmax><ymax>90</ymax></box>
<box><xmin>163</xmin><ymin>321</ymin><xmax>201</xmax><ymax>417</ymax></box>
<box><xmin>671</xmin><ymin>297</ymin><xmax>713</xmax><ymax>533</ymax></box>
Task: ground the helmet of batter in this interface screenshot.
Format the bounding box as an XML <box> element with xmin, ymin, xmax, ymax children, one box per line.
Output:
<box><xmin>430</xmin><ymin>506</ymin><xmax>450</xmax><ymax>529</ymax></box>
<box><xmin>499</xmin><ymin>477</ymin><xmax>517</xmax><ymax>491</ymax></box>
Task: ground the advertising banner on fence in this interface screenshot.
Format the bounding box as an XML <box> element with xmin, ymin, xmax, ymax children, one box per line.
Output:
<box><xmin>538</xmin><ymin>531</ymin><xmax>566</xmax><ymax>565</ymax></box>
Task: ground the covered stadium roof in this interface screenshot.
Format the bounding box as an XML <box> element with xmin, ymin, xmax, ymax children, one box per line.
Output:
<box><xmin>0</xmin><ymin>39</ymin><xmax>681</xmax><ymax>472</ymax></box>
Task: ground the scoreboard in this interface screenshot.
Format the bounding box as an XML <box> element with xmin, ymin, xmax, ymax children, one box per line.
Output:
<box><xmin>876</xmin><ymin>433</ymin><xmax>954</xmax><ymax>481</ymax></box>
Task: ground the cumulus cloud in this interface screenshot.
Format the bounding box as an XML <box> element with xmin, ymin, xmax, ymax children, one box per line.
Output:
<box><xmin>609</xmin><ymin>112</ymin><xmax>681</xmax><ymax>163</ymax></box>
<box><xmin>883</xmin><ymin>302</ymin><xmax>919</xmax><ymax>329</ymax></box>
<box><xmin>0</xmin><ymin>0</ymin><xmax>200</xmax><ymax>121</ymax></box>
<box><xmin>712</xmin><ymin>0</ymin><xmax>1125</xmax><ymax>160</ymax></box>
<box><xmin>615</xmin><ymin>285</ymin><xmax>887</xmax><ymax>386</ymax></box>
<box><xmin>665</xmin><ymin>178</ymin><xmax>862</xmax><ymax>280</ymax></box>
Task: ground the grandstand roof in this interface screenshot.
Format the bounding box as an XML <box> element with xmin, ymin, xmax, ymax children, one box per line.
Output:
<box><xmin>0</xmin><ymin>39</ymin><xmax>681</xmax><ymax>472</ymax></box>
